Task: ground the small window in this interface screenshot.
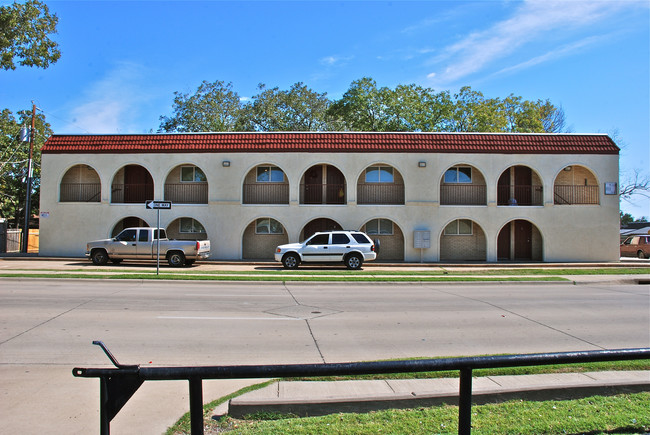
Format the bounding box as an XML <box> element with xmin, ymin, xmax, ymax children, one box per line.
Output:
<box><xmin>352</xmin><ymin>233</ymin><xmax>372</xmax><ymax>244</ymax></box>
<box><xmin>306</xmin><ymin>234</ymin><xmax>329</xmax><ymax>245</ymax></box>
<box><xmin>366</xmin><ymin>219</ymin><xmax>393</xmax><ymax>235</ymax></box>
<box><xmin>332</xmin><ymin>233</ymin><xmax>351</xmax><ymax>244</ymax></box>
<box><xmin>257</xmin><ymin>166</ymin><xmax>284</xmax><ymax>182</ymax></box>
<box><xmin>444</xmin><ymin>166</ymin><xmax>472</xmax><ymax>183</ymax></box>
<box><xmin>116</xmin><ymin>229</ymin><xmax>137</xmax><ymax>242</ymax></box>
<box><xmin>179</xmin><ymin>218</ymin><xmax>205</xmax><ymax>233</ymax></box>
<box><xmin>444</xmin><ymin>219</ymin><xmax>473</xmax><ymax>235</ymax></box>
<box><xmin>153</xmin><ymin>229</ymin><xmax>166</xmax><ymax>240</ymax></box>
<box><xmin>181</xmin><ymin>166</ymin><xmax>206</xmax><ymax>182</ymax></box>
<box><xmin>138</xmin><ymin>230</ymin><xmax>149</xmax><ymax>242</ymax></box>
<box><xmin>255</xmin><ymin>218</ymin><xmax>284</xmax><ymax>234</ymax></box>
<box><xmin>365</xmin><ymin>166</ymin><xmax>394</xmax><ymax>183</ymax></box>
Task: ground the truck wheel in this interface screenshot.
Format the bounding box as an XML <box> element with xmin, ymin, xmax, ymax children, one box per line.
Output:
<box><xmin>282</xmin><ymin>253</ymin><xmax>300</xmax><ymax>269</ymax></box>
<box><xmin>345</xmin><ymin>253</ymin><xmax>363</xmax><ymax>270</ymax></box>
<box><xmin>638</xmin><ymin>250</ymin><xmax>647</xmax><ymax>259</ymax></box>
<box><xmin>168</xmin><ymin>252</ymin><xmax>186</xmax><ymax>267</ymax></box>
<box><xmin>91</xmin><ymin>249</ymin><xmax>109</xmax><ymax>266</ymax></box>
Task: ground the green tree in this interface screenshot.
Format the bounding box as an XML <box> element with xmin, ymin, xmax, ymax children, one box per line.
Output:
<box><xmin>0</xmin><ymin>0</ymin><xmax>60</xmax><ymax>70</ymax></box>
<box><xmin>158</xmin><ymin>80</ymin><xmax>243</xmax><ymax>132</ymax></box>
<box><xmin>327</xmin><ymin>77</ymin><xmax>397</xmax><ymax>131</ymax></box>
<box><xmin>0</xmin><ymin>108</ymin><xmax>52</xmax><ymax>225</ymax></box>
<box><xmin>388</xmin><ymin>84</ymin><xmax>453</xmax><ymax>132</ymax></box>
<box><xmin>240</xmin><ymin>82</ymin><xmax>330</xmax><ymax>131</ymax></box>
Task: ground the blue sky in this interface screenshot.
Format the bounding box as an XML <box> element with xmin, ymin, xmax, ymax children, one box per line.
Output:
<box><xmin>2</xmin><ymin>0</ymin><xmax>649</xmax><ymax>216</ymax></box>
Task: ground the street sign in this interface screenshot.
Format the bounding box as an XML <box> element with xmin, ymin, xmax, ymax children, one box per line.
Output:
<box><xmin>146</xmin><ymin>200</ymin><xmax>172</xmax><ymax>210</ymax></box>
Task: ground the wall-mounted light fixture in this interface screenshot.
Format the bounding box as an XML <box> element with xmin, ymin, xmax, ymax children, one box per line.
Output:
<box><xmin>563</xmin><ymin>166</ymin><xmax>572</xmax><ymax>171</ymax></box>
<box><xmin>222</xmin><ymin>161</ymin><xmax>231</xmax><ymax>167</ymax></box>
<box><xmin>418</xmin><ymin>161</ymin><xmax>427</xmax><ymax>168</ymax></box>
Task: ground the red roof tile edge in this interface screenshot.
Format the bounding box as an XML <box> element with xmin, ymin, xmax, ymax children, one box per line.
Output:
<box><xmin>41</xmin><ymin>132</ymin><xmax>620</xmax><ymax>155</ymax></box>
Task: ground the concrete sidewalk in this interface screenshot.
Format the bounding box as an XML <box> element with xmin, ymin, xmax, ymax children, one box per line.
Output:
<box><xmin>223</xmin><ymin>371</ymin><xmax>650</xmax><ymax>418</ymax></box>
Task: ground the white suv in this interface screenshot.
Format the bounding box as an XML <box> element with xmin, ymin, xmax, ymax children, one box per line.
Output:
<box><xmin>275</xmin><ymin>231</ymin><xmax>378</xmax><ymax>270</ymax></box>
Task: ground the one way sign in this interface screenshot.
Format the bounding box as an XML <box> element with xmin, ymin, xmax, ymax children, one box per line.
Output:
<box><xmin>146</xmin><ymin>200</ymin><xmax>172</xmax><ymax>210</ymax></box>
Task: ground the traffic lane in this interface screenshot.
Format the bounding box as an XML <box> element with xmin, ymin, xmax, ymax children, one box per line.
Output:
<box><xmin>286</xmin><ymin>282</ymin><xmax>650</xmax><ymax>361</ymax></box>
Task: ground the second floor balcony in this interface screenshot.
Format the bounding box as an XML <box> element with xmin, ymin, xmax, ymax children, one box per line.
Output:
<box><xmin>440</xmin><ymin>184</ymin><xmax>487</xmax><ymax>206</ymax></box>
<box><xmin>497</xmin><ymin>185</ymin><xmax>544</xmax><ymax>206</ymax></box>
<box><xmin>164</xmin><ymin>183</ymin><xmax>208</xmax><ymax>204</ymax></box>
<box><xmin>300</xmin><ymin>183</ymin><xmax>346</xmax><ymax>205</ymax></box>
<box><xmin>357</xmin><ymin>183</ymin><xmax>404</xmax><ymax>205</ymax></box>
<box><xmin>243</xmin><ymin>183</ymin><xmax>289</xmax><ymax>204</ymax></box>
<box><xmin>60</xmin><ymin>183</ymin><xmax>101</xmax><ymax>202</ymax></box>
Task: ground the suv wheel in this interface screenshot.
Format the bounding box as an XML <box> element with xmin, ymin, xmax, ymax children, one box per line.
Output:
<box><xmin>345</xmin><ymin>253</ymin><xmax>363</xmax><ymax>270</ymax></box>
<box><xmin>282</xmin><ymin>253</ymin><xmax>300</xmax><ymax>269</ymax></box>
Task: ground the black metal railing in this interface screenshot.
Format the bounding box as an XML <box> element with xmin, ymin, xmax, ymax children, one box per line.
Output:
<box><xmin>357</xmin><ymin>183</ymin><xmax>405</xmax><ymax>205</ymax></box>
<box><xmin>59</xmin><ymin>183</ymin><xmax>101</xmax><ymax>202</ymax></box>
<box><xmin>554</xmin><ymin>185</ymin><xmax>599</xmax><ymax>205</ymax></box>
<box><xmin>73</xmin><ymin>342</ymin><xmax>649</xmax><ymax>435</ymax></box>
<box><xmin>497</xmin><ymin>185</ymin><xmax>544</xmax><ymax>206</ymax></box>
<box><xmin>300</xmin><ymin>183</ymin><xmax>346</xmax><ymax>204</ymax></box>
<box><xmin>110</xmin><ymin>184</ymin><xmax>154</xmax><ymax>204</ymax></box>
<box><xmin>164</xmin><ymin>183</ymin><xmax>208</xmax><ymax>204</ymax></box>
<box><xmin>440</xmin><ymin>184</ymin><xmax>487</xmax><ymax>206</ymax></box>
<box><xmin>243</xmin><ymin>183</ymin><xmax>289</xmax><ymax>204</ymax></box>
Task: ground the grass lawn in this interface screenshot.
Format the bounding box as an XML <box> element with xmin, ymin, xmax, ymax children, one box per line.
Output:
<box><xmin>170</xmin><ymin>392</ymin><xmax>650</xmax><ymax>434</ymax></box>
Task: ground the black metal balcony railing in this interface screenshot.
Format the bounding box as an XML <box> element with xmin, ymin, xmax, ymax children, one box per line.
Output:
<box><xmin>300</xmin><ymin>183</ymin><xmax>346</xmax><ymax>205</ymax></box>
<box><xmin>110</xmin><ymin>184</ymin><xmax>154</xmax><ymax>204</ymax></box>
<box><xmin>243</xmin><ymin>183</ymin><xmax>289</xmax><ymax>204</ymax></box>
<box><xmin>497</xmin><ymin>185</ymin><xmax>544</xmax><ymax>206</ymax></box>
<box><xmin>59</xmin><ymin>183</ymin><xmax>101</xmax><ymax>202</ymax></box>
<box><xmin>554</xmin><ymin>185</ymin><xmax>599</xmax><ymax>205</ymax></box>
<box><xmin>357</xmin><ymin>183</ymin><xmax>405</xmax><ymax>205</ymax></box>
<box><xmin>440</xmin><ymin>184</ymin><xmax>487</xmax><ymax>206</ymax></box>
<box><xmin>164</xmin><ymin>183</ymin><xmax>208</xmax><ymax>204</ymax></box>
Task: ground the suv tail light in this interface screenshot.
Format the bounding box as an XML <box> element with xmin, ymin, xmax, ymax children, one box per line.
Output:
<box><xmin>371</xmin><ymin>244</ymin><xmax>375</xmax><ymax>252</ymax></box>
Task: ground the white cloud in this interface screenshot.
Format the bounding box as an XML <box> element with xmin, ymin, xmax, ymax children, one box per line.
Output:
<box><xmin>426</xmin><ymin>0</ymin><xmax>637</xmax><ymax>85</ymax></box>
<box><xmin>319</xmin><ymin>55</ymin><xmax>353</xmax><ymax>66</ymax></box>
<box><xmin>63</xmin><ymin>62</ymin><xmax>150</xmax><ymax>134</ymax></box>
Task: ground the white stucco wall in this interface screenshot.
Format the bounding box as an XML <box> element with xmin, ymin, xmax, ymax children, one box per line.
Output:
<box><xmin>39</xmin><ymin>150</ymin><xmax>620</xmax><ymax>262</ymax></box>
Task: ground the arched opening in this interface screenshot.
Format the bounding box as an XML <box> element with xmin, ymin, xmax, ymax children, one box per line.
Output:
<box><xmin>439</xmin><ymin>219</ymin><xmax>486</xmax><ymax>261</ymax></box>
<box><xmin>357</xmin><ymin>165</ymin><xmax>404</xmax><ymax>205</ymax></box>
<box><xmin>166</xmin><ymin>217</ymin><xmax>208</xmax><ymax>241</ymax></box>
<box><xmin>300</xmin><ymin>218</ymin><xmax>342</xmax><ymax>241</ymax></box>
<box><xmin>497</xmin><ymin>219</ymin><xmax>543</xmax><ymax>261</ymax></box>
<box><xmin>242</xmin><ymin>218</ymin><xmax>288</xmax><ymax>259</ymax></box>
<box><xmin>497</xmin><ymin>165</ymin><xmax>543</xmax><ymax>206</ymax></box>
<box><xmin>111</xmin><ymin>216</ymin><xmax>150</xmax><ymax>237</ymax></box>
<box><xmin>440</xmin><ymin>165</ymin><xmax>486</xmax><ymax>205</ymax></box>
<box><xmin>243</xmin><ymin>165</ymin><xmax>289</xmax><ymax>204</ymax></box>
<box><xmin>164</xmin><ymin>165</ymin><xmax>208</xmax><ymax>204</ymax></box>
<box><xmin>59</xmin><ymin>164</ymin><xmax>101</xmax><ymax>202</ymax></box>
<box><xmin>300</xmin><ymin>164</ymin><xmax>346</xmax><ymax>204</ymax></box>
<box><xmin>360</xmin><ymin>218</ymin><xmax>404</xmax><ymax>261</ymax></box>
<box><xmin>553</xmin><ymin>165</ymin><xmax>599</xmax><ymax>205</ymax></box>
<box><xmin>111</xmin><ymin>165</ymin><xmax>154</xmax><ymax>204</ymax></box>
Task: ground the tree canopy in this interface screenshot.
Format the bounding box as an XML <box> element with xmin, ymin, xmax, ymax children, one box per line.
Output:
<box><xmin>0</xmin><ymin>108</ymin><xmax>52</xmax><ymax>225</ymax></box>
<box><xmin>158</xmin><ymin>77</ymin><xmax>567</xmax><ymax>134</ymax></box>
<box><xmin>0</xmin><ymin>0</ymin><xmax>60</xmax><ymax>70</ymax></box>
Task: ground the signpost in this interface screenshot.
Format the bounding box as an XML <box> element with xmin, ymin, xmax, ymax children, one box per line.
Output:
<box><xmin>146</xmin><ymin>201</ymin><xmax>172</xmax><ymax>275</ymax></box>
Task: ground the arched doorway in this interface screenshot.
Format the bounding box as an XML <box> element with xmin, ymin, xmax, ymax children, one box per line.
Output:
<box><xmin>301</xmin><ymin>218</ymin><xmax>342</xmax><ymax>241</ymax></box>
<box><xmin>242</xmin><ymin>218</ymin><xmax>288</xmax><ymax>259</ymax></box>
<box><xmin>111</xmin><ymin>165</ymin><xmax>154</xmax><ymax>204</ymax></box>
<box><xmin>59</xmin><ymin>164</ymin><xmax>101</xmax><ymax>202</ymax></box>
<box><xmin>360</xmin><ymin>218</ymin><xmax>404</xmax><ymax>261</ymax></box>
<box><xmin>497</xmin><ymin>220</ymin><xmax>543</xmax><ymax>261</ymax></box>
<box><xmin>300</xmin><ymin>164</ymin><xmax>346</xmax><ymax>204</ymax></box>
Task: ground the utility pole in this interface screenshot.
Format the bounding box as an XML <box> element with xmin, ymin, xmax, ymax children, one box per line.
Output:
<box><xmin>21</xmin><ymin>103</ymin><xmax>36</xmax><ymax>254</ymax></box>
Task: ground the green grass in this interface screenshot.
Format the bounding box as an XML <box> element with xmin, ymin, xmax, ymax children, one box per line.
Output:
<box><xmin>0</xmin><ymin>272</ymin><xmax>569</xmax><ymax>282</ymax></box>
<box><xmin>173</xmin><ymin>393</ymin><xmax>650</xmax><ymax>434</ymax></box>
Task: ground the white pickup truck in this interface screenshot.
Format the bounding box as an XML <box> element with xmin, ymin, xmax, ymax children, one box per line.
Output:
<box><xmin>86</xmin><ymin>227</ymin><xmax>210</xmax><ymax>267</ymax></box>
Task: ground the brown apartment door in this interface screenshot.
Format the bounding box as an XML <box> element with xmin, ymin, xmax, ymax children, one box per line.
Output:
<box><xmin>304</xmin><ymin>166</ymin><xmax>323</xmax><ymax>204</ymax></box>
<box><xmin>497</xmin><ymin>170</ymin><xmax>510</xmax><ymax>205</ymax></box>
<box><xmin>514</xmin><ymin>220</ymin><xmax>533</xmax><ymax>260</ymax></box>
<box><xmin>326</xmin><ymin>166</ymin><xmax>345</xmax><ymax>204</ymax></box>
<box><xmin>124</xmin><ymin>165</ymin><xmax>153</xmax><ymax>203</ymax></box>
<box><xmin>514</xmin><ymin>166</ymin><xmax>532</xmax><ymax>205</ymax></box>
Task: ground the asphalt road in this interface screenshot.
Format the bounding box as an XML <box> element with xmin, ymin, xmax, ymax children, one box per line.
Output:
<box><xmin>1</xmin><ymin>279</ymin><xmax>649</xmax><ymax>434</ymax></box>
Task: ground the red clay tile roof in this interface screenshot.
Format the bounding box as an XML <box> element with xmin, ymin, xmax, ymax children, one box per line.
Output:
<box><xmin>41</xmin><ymin>132</ymin><xmax>620</xmax><ymax>155</ymax></box>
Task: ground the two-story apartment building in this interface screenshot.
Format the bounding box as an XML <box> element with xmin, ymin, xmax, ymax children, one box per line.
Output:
<box><xmin>39</xmin><ymin>132</ymin><xmax>620</xmax><ymax>262</ymax></box>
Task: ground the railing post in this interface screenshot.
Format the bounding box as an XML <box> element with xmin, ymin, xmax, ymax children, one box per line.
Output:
<box><xmin>189</xmin><ymin>377</ymin><xmax>204</xmax><ymax>435</ymax></box>
<box><xmin>99</xmin><ymin>376</ymin><xmax>110</xmax><ymax>435</ymax></box>
<box><xmin>458</xmin><ymin>368</ymin><xmax>473</xmax><ymax>435</ymax></box>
